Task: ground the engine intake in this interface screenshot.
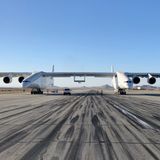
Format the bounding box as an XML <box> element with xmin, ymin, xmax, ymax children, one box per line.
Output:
<box><xmin>3</xmin><ymin>77</ymin><xmax>12</xmax><ymax>84</ymax></box>
<box><xmin>148</xmin><ymin>76</ymin><xmax>156</xmax><ymax>85</ymax></box>
<box><xmin>18</xmin><ymin>77</ymin><xmax>25</xmax><ymax>83</ymax></box>
<box><xmin>133</xmin><ymin>77</ymin><xmax>140</xmax><ymax>84</ymax></box>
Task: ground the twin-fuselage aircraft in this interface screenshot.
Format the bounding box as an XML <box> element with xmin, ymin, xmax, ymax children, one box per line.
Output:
<box><xmin>0</xmin><ymin>68</ymin><xmax>159</xmax><ymax>95</ymax></box>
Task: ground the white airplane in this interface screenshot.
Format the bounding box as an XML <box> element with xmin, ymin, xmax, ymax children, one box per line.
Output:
<box><xmin>0</xmin><ymin>68</ymin><xmax>159</xmax><ymax>95</ymax></box>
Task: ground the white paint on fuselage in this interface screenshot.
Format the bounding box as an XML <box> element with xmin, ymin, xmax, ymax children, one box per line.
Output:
<box><xmin>112</xmin><ymin>72</ymin><xmax>133</xmax><ymax>91</ymax></box>
<box><xmin>112</xmin><ymin>75</ymin><xmax>118</xmax><ymax>90</ymax></box>
<box><xmin>23</xmin><ymin>72</ymin><xmax>54</xmax><ymax>90</ymax></box>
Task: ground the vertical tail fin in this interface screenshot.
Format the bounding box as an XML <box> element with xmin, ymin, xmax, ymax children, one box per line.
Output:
<box><xmin>51</xmin><ymin>65</ymin><xmax>55</xmax><ymax>87</ymax></box>
<box><xmin>111</xmin><ymin>65</ymin><xmax>114</xmax><ymax>73</ymax></box>
<box><xmin>52</xmin><ymin>65</ymin><xmax>55</xmax><ymax>72</ymax></box>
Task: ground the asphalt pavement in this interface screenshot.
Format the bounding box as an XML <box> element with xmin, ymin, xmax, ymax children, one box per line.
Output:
<box><xmin>0</xmin><ymin>90</ymin><xmax>160</xmax><ymax>160</ymax></box>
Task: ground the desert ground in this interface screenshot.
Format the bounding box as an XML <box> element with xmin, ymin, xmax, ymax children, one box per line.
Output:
<box><xmin>0</xmin><ymin>89</ymin><xmax>160</xmax><ymax>160</ymax></box>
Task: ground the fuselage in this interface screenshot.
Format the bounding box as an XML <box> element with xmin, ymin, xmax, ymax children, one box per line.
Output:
<box><xmin>0</xmin><ymin>68</ymin><xmax>159</xmax><ymax>95</ymax></box>
<box><xmin>22</xmin><ymin>72</ymin><xmax>54</xmax><ymax>90</ymax></box>
<box><xmin>112</xmin><ymin>72</ymin><xmax>133</xmax><ymax>91</ymax></box>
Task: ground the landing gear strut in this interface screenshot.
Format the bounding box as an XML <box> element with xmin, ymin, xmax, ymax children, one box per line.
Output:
<box><xmin>31</xmin><ymin>88</ymin><xmax>43</xmax><ymax>95</ymax></box>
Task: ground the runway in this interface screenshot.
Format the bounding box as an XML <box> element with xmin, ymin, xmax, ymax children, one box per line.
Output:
<box><xmin>0</xmin><ymin>90</ymin><xmax>160</xmax><ymax>160</ymax></box>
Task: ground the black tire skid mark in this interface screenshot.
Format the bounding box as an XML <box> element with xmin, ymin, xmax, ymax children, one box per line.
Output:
<box><xmin>96</xmin><ymin>95</ymin><xmax>160</xmax><ymax>159</ymax></box>
<box><xmin>64</xmin><ymin>125</ymin><xmax>75</xmax><ymax>139</ymax></box>
<box><xmin>123</xmin><ymin>125</ymin><xmax>160</xmax><ymax>160</ymax></box>
<box><xmin>60</xmin><ymin>95</ymin><xmax>94</xmax><ymax>160</ymax></box>
<box><xmin>63</xmin><ymin>110</ymin><xmax>87</xmax><ymax>160</ymax></box>
<box><xmin>0</xmin><ymin>105</ymin><xmax>32</xmax><ymax>114</ymax></box>
<box><xmin>120</xmin><ymin>101</ymin><xmax>160</xmax><ymax>130</ymax></box>
<box><xmin>63</xmin><ymin>114</ymin><xmax>79</xmax><ymax>139</ymax></box>
<box><xmin>91</xmin><ymin>114</ymin><xmax>117</xmax><ymax>160</ymax></box>
<box><xmin>107</xmin><ymin>95</ymin><xmax>160</xmax><ymax>129</ymax></box>
<box><xmin>19</xmin><ymin>95</ymin><xmax>86</xmax><ymax>160</ymax></box>
<box><xmin>0</xmin><ymin>104</ymin><xmax>53</xmax><ymax>121</ymax></box>
<box><xmin>33</xmin><ymin>97</ymin><xmax>82</xmax><ymax>138</ymax></box>
<box><xmin>52</xmin><ymin>95</ymin><xmax>91</xmax><ymax>159</ymax></box>
<box><xmin>70</xmin><ymin>115</ymin><xmax>79</xmax><ymax>124</ymax></box>
<box><xmin>94</xmin><ymin>96</ymin><xmax>116</xmax><ymax>124</ymax></box>
<box><xmin>102</xmin><ymin>96</ymin><xmax>157</xmax><ymax>130</ymax></box>
<box><xmin>0</xmin><ymin>97</ymin><xmax>79</xmax><ymax>155</ymax></box>
<box><xmin>0</xmin><ymin>129</ymin><xmax>29</xmax><ymax>153</ymax></box>
<box><xmin>91</xmin><ymin>95</ymin><xmax>121</xmax><ymax>159</ymax></box>
<box><xmin>0</xmin><ymin>110</ymin><xmax>57</xmax><ymax>153</ymax></box>
<box><xmin>0</xmin><ymin>96</ymin><xmax>79</xmax><ymax>127</ymax></box>
<box><xmin>110</xmin><ymin>126</ymin><xmax>135</xmax><ymax>160</ymax></box>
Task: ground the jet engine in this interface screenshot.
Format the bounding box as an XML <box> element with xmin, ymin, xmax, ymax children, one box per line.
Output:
<box><xmin>147</xmin><ymin>74</ymin><xmax>156</xmax><ymax>85</ymax></box>
<box><xmin>133</xmin><ymin>77</ymin><xmax>140</xmax><ymax>84</ymax></box>
<box><xmin>18</xmin><ymin>76</ymin><xmax>25</xmax><ymax>83</ymax></box>
<box><xmin>3</xmin><ymin>76</ymin><xmax>12</xmax><ymax>84</ymax></box>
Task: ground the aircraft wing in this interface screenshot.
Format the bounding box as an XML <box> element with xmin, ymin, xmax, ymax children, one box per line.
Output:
<box><xmin>0</xmin><ymin>71</ymin><xmax>160</xmax><ymax>78</ymax></box>
<box><xmin>125</xmin><ymin>72</ymin><xmax>160</xmax><ymax>78</ymax></box>
<box><xmin>0</xmin><ymin>72</ymin><xmax>32</xmax><ymax>77</ymax></box>
<box><xmin>42</xmin><ymin>72</ymin><xmax>115</xmax><ymax>77</ymax></box>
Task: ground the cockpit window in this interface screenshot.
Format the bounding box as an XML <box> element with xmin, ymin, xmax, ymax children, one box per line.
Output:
<box><xmin>125</xmin><ymin>80</ymin><xmax>132</xmax><ymax>83</ymax></box>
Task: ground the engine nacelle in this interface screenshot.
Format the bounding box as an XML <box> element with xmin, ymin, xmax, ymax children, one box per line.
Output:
<box><xmin>133</xmin><ymin>77</ymin><xmax>140</xmax><ymax>84</ymax></box>
<box><xmin>147</xmin><ymin>74</ymin><xmax>156</xmax><ymax>84</ymax></box>
<box><xmin>3</xmin><ymin>76</ymin><xmax>12</xmax><ymax>84</ymax></box>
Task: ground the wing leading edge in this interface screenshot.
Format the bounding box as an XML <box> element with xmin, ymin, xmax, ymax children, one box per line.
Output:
<box><xmin>125</xmin><ymin>72</ymin><xmax>160</xmax><ymax>78</ymax></box>
<box><xmin>0</xmin><ymin>71</ymin><xmax>160</xmax><ymax>78</ymax></box>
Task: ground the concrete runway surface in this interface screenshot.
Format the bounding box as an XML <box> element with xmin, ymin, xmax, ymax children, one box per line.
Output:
<box><xmin>0</xmin><ymin>90</ymin><xmax>160</xmax><ymax>160</ymax></box>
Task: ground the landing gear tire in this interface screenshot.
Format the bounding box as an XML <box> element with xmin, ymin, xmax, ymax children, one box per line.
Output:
<box><xmin>31</xmin><ymin>89</ymin><xmax>43</xmax><ymax>95</ymax></box>
<box><xmin>118</xmin><ymin>89</ymin><xmax>126</xmax><ymax>95</ymax></box>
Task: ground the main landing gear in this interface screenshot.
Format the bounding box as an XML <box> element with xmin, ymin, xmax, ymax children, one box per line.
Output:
<box><xmin>31</xmin><ymin>88</ymin><xmax>43</xmax><ymax>95</ymax></box>
<box><xmin>114</xmin><ymin>89</ymin><xmax>126</xmax><ymax>95</ymax></box>
<box><xmin>118</xmin><ymin>89</ymin><xmax>126</xmax><ymax>95</ymax></box>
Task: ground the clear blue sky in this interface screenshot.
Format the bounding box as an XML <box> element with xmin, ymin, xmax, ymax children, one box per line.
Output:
<box><xmin>0</xmin><ymin>0</ymin><xmax>160</xmax><ymax>86</ymax></box>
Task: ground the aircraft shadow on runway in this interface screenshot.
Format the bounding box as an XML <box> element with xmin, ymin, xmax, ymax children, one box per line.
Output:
<box><xmin>128</xmin><ymin>93</ymin><xmax>160</xmax><ymax>97</ymax></box>
<box><xmin>45</xmin><ymin>93</ymin><xmax>107</xmax><ymax>96</ymax></box>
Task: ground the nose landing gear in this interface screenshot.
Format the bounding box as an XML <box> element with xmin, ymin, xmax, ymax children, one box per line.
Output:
<box><xmin>31</xmin><ymin>88</ymin><xmax>43</xmax><ymax>95</ymax></box>
<box><xmin>114</xmin><ymin>89</ymin><xmax>126</xmax><ymax>95</ymax></box>
<box><xmin>118</xmin><ymin>89</ymin><xmax>126</xmax><ymax>95</ymax></box>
